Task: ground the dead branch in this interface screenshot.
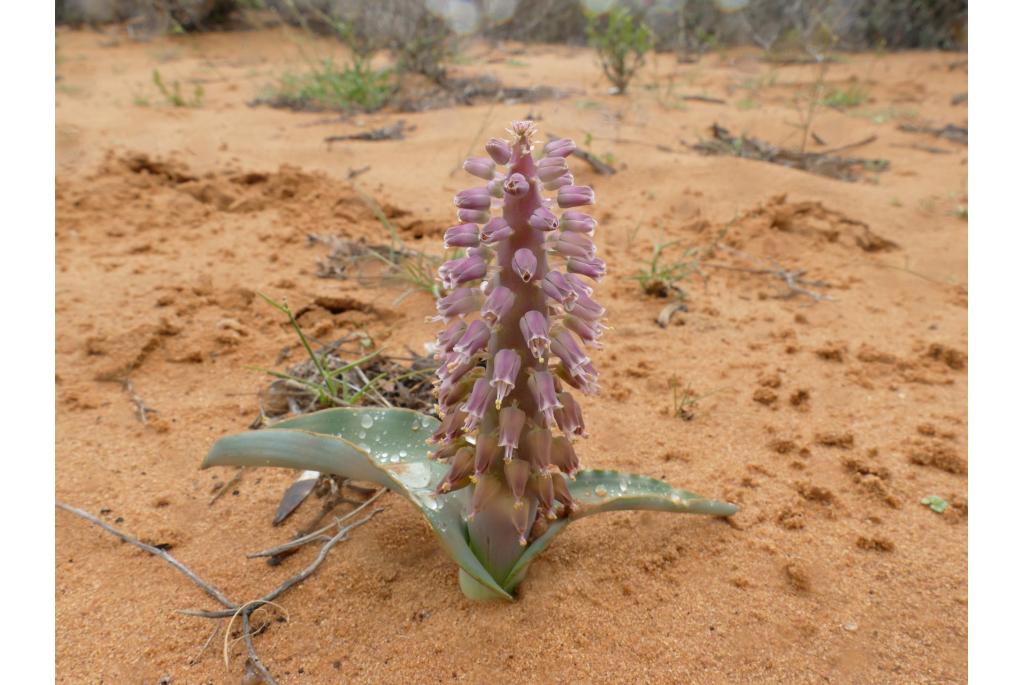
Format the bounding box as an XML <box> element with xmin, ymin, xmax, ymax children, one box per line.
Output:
<box><xmin>325</xmin><ymin>120</ymin><xmax>411</xmax><ymax>145</ymax></box>
<box><xmin>122</xmin><ymin>380</ymin><xmax>157</xmax><ymax>425</ymax></box>
<box><xmin>708</xmin><ymin>243</ymin><xmax>833</xmax><ymax>302</ymax></box>
<box><xmin>209</xmin><ymin>467</ymin><xmax>244</xmax><ymax>506</ymax></box>
<box><xmin>679</xmin><ymin>94</ymin><xmax>726</xmax><ymax>105</ymax></box>
<box><xmin>57</xmin><ymin>497</ymin><xmax>385</xmax><ymax>684</ymax></box>
<box><xmin>251</xmin><ymin>489</ymin><xmax>386</xmax><ymax>559</ymax></box>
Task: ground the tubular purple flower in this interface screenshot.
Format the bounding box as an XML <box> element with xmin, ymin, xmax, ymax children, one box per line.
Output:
<box><xmin>436</xmin><ymin>446</ymin><xmax>475</xmax><ymax>494</ymax></box>
<box><xmin>455</xmin><ymin>188</ymin><xmax>493</xmax><ymax>211</ymax></box>
<box><xmin>463</xmin><ymin>156</ymin><xmax>496</xmax><ymax>180</ymax></box>
<box><xmin>561</xmin><ymin>211</ymin><xmax>597</xmax><ymax>234</ymax></box>
<box><xmin>551</xmin><ymin>437</ymin><xmax>581</xmax><ymax>478</ymax></box>
<box><xmin>503</xmin><ymin>172</ymin><xmax>529</xmax><ymax>198</ymax></box>
<box><xmin>498</xmin><ymin>405</ymin><xmax>526</xmax><ymax>461</ymax></box>
<box><xmin>461</xmin><ymin>378</ymin><xmax>494</xmax><ymax>433</ymax></box>
<box><xmin>443</xmin><ymin>223</ymin><xmax>480</xmax><ymax>249</ymax></box>
<box><xmin>557</xmin><ymin>185</ymin><xmax>595</xmax><ymax>209</ymax></box>
<box><xmin>540</xmin><ymin>271</ymin><xmax>579</xmax><ymax>310</ymax></box>
<box><xmin>457</xmin><ymin>208</ymin><xmax>490</xmax><ymax>224</ymax></box>
<box><xmin>554</xmin><ymin>392</ymin><xmax>586</xmax><ymax>439</ymax></box>
<box><xmin>485</xmin><ymin>137</ymin><xmax>512</xmax><ymax>165</ymax></box>
<box><xmin>527</xmin><ymin>369</ymin><xmax>562</xmax><ymax>427</ymax></box>
<box><xmin>565</xmin><ymin>273</ymin><xmax>594</xmax><ymax>296</ymax></box>
<box><xmin>452</xmin><ymin>319</ymin><xmax>491</xmax><ymax>364</ymax></box>
<box><xmin>528</xmin><ymin>207</ymin><xmax>559</xmax><ymax>232</ymax></box>
<box><xmin>562</xmin><ymin>313</ymin><xmax>607</xmax><ymax>347</ymax></box>
<box><xmin>435</xmin><ymin>287</ymin><xmax>481</xmax><ymax>320</ymax></box>
<box><xmin>544</xmin><ymin>137</ymin><xmax>576</xmax><ymax>158</ymax></box>
<box><xmin>550</xmin><ymin>329</ymin><xmax>591</xmax><ymax>377</ymax></box>
<box><xmin>549</xmin><ymin>231</ymin><xmax>596</xmax><ymax>260</ymax></box>
<box><xmin>523</xmin><ymin>426</ymin><xmax>552</xmax><ymax>471</ymax></box>
<box><xmin>542</xmin><ymin>173</ymin><xmax>574</xmax><ymax>191</ymax></box>
<box><xmin>435</xmin><ymin>319</ymin><xmax>467</xmax><ymax>356</ymax></box>
<box><xmin>490</xmin><ymin>349</ymin><xmax>522</xmax><ymax>407</ymax></box>
<box><xmin>519</xmin><ymin>311</ymin><xmax>550</xmax><ymax>360</ymax></box>
<box><xmin>512</xmin><ymin>248</ymin><xmax>538</xmax><ymax>282</ymax></box>
<box><xmin>551</xmin><ymin>471</ymin><xmax>578</xmax><ymax>510</ymax></box>
<box><xmin>473</xmin><ymin>431</ymin><xmax>500</xmax><ymax>477</ymax></box>
<box><xmin>480</xmin><ymin>285</ymin><xmax>514</xmax><ymax>324</ymax></box>
<box><xmin>431</xmin><ymin>405</ymin><xmax>467</xmax><ymax>443</ymax></box>
<box><xmin>533</xmin><ymin>472</ymin><xmax>556</xmax><ymax>519</ymax></box>
<box><xmin>536</xmin><ymin>156</ymin><xmax>569</xmax><ymax>182</ymax></box>
<box><xmin>481</xmin><ymin>217</ymin><xmax>513</xmax><ymax>243</ymax></box>
<box><xmin>439</xmin><ymin>254</ymin><xmax>487</xmax><ymax>290</ymax></box>
<box><xmin>571</xmin><ymin>292</ymin><xmax>606</xmax><ymax>321</ymax></box>
<box><xmin>469</xmin><ymin>473</ymin><xmax>503</xmax><ymax>519</ymax></box>
<box><xmin>567</xmin><ymin>256</ymin><xmax>606</xmax><ymax>280</ymax></box>
<box><xmin>504</xmin><ymin>457</ymin><xmax>530</xmax><ymax>504</ymax></box>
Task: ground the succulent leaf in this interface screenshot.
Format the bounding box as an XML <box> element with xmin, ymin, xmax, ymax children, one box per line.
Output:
<box><xmin>500</xmin><ymin>469</ymin><xmax>735</xmax><ymax>592</ymax></box>
<box><xmin>203</xmin><ymin>408</ymin><xmax>513</xmax><ymax>600</ymax></box>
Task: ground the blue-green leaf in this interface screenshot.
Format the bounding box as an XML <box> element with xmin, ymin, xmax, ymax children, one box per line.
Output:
<box><xmin>203</xmin><ymin>407</ymin><xmax>513</xmax><ymax>601</ymax></box>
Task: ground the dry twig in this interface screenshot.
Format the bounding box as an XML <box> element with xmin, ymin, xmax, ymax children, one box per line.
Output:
<box><xmin>708</xmin><ymin>244</ymin><xmax>833</xmax><ymax>302</ymax></box>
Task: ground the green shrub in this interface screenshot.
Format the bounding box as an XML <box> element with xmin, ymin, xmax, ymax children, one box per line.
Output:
<box><xmin>585</xmin><ymin>7</ymin><xmax>653</xmax><ymax>95</ymax></box>
<box><xmin>266</xmin><ymin>58</ymin><xmax>393</xmax><ymax>113</ymax></box>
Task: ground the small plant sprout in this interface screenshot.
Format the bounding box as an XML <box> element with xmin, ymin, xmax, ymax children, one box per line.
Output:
<box><xmin>585</xmin><ymin>6</ymin><xmax>653</xmax><ymax>95</ymax></box>
<box><xmin>203</xmin><ymin>121</ymin><xmax>736</xmax><ymax>601</ymax></box>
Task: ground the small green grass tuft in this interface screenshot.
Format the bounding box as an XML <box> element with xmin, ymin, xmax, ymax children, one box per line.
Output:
<box><xmin>152</xmin><ymin>69</ymin><xmax>203</xmax><ymax>108</ymax></box>
<box><xmin>263</xmin><ymin>58</ymin><xmax>393</xmax><ymax>113</ymax></box>
<box><xmin>822</xmin><ymin>84</ymin><xmax>869</xmax><ymax>109</ymax></box>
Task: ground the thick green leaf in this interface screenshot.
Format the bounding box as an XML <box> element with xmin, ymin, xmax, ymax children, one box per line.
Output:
<box><xmin>501</xmin><ymin>468</ymin><xmax>736</xmax><ymax>591</ymax></box>
<box><xmin>203</xmin><ymin>407</ymin><xmax>513</xmax><ymax>601</ymax></box>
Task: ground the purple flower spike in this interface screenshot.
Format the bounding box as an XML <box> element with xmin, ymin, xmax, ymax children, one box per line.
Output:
<box><xmin>557</xmin><ymin>185</ymin><xmax>595</xmax><ymax>208</ymax></box>
<box><xmin>455</xmin><ymin>188</ymin><xmax>492</xmax><ymax>211</ymax></box>
<box><xmin>485</xmin><ymin>137</ymin><xmax>512</xmax><ymax>165</ymax></box>
<box><xmin>528</xmin><ymin>207</ymin><xmax>559</xmax><ymax>232</ymax></box>
<box><xmin>435</xmin><ymin>287</ymin><xmax>481</xmax><ymax>320</ymax></box>
<box><xmin>504</xmin><ymin>173</ymin><xmax>529</xmax><ymax>198</ymax></box>
<box><xmin>519</xmin><ymin>311</ymin><xmax>550</xmax><ymax>360</ymax></box>
<box><xmin>540</xmin><ymin>271</ymin><xmax>579</xmax><ymax>310</ymax></box>
<box><xmin>498</xmin><ymin>405</ymin><xmax>526</xmax><ymax>461</ymax></box>
<box><xmin>549</xmin><ymin>231</ymin><xmax>596</xmax><ymax>260</ymax></box>
<box><xmin>463</xmin><ymin>156</ymin><xmax>496</xmax><ymax>180</ymax></box>
<box><xmin>512</xmin><ymin>248</ymin><xmax>537</xmax><ymax>282</ymax></box>
<box><xmin>481</xmin><ymin>285</ymin><xmax>514</xmax><ymax>324</ymax></box>
<box><xmin>452</xmin><ymin>319</ymin><xmax>491</xmax><ymax>364</ymax></box>
<box><xmin>527</xmin><ymin>369</ymin><xmax>562</xmax><ymax>427</ymax></box>
<box><xmin>443</xmin><ymin>223</ymin><xmax>480</xmax><ymax>249</ymax></box>
<box><xmin>481</xmin><ymin>217</ymin><xmax>513</xmax><ymax>243</ymax></box>
<box><xmin>544</xmin><ymin>137</ymin><xmax>576</xmax><ymax>158</ymax></box>
<box><xmin>561</xmin><ymin>211</ymin><xmax>597</xmax><ymax>234</ymax></box>
<box><xmin>490</xmin><ymin>349</ymin><xmax>522</xmax><ymax>407</ymax></box>
<box><xmin>567</xmin><ymin>256</ymin><xmax>606</xmax><ymax>280</ymax></box>
<box><xmin>537</xmin><ymin>156</ymin><xmax>569</xmax><ymax>183</ymax></box>
<box><xmin>461</xmin><ymin>378</ymin><xmax>494</xmax><ymax>432</ymax></box>
<box><xmin>439</xmin><ymin>254</ymin><xmax>487</xmax><ymax>290</ymax></box>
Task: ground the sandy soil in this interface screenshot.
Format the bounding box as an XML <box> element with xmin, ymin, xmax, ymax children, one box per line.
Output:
<box><xmin>55</xmin><ymin>25</ymin><xmax>967</xmax><ymax>684</ymax></box>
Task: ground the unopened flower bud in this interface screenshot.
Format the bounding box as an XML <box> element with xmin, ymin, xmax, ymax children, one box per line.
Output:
<box><xmin>463</xmin><ymin>156</ymin><xmax>496</xmax><ymax>180</ymax></box>
<box><xmin>544</xmin><ymin>137</ymin><xmax>576</xmax><ymax>158</ymax></box>
<box><xmin>529</xmin><ymin>207</ymin><xmax>559</xmax><ymax>232</ymax></box>
<box><xmin>541</xmin><ymin>270</ymin><xmax>579</xmax><ymax>310</ymax></box>
<box><xmin>549</xmin><ymin>231</ymin><xmax>596</xmax><ymax>260</ymax></box>
<box><xmin>457</xmin><ymin>208</ymin><xmax>490</xmax><ymax>224</ymax></box>
<box><xmin>512</xmin><ymin>248</ymin><xmax>537</xmax><ymax>282</ymax></box>
<box><xmin>542</xmin><ymin>173</ymin><xmax>574</xmax><ymax>191</ymax></box>
<box><xmin>443</xmin><ymin>223</ymin><xmax>480</xmax><ymax>249</ymax></box>
<box><xmin>567</xmin><ymin>256</ymin><xmax>606</xmax><ymax>280</ymax></box>
<box><xmin>485</xmin><ymin>138</ymin><xmax>512</xmax><ymax>165</ymax></box>
<box><xmin>435</xmin><ymin>287</ymin><xmax>481</xmax><ymax>320</ymax></box>
<box><xmin>557</xmin><ymin>185</ymin><xmax>595</xmax><ymax>208</ymax></box>
<box><xmin>481</xmin><ymin>285</ymin><xmax>514</xmax><ymax>324</ymax></box>
<box><xmin>537</xmin><ymin>156</ymin><xmax>569</xmax><ymax>182</ymax></box>
<box><xmin>481</xmin><ymin>217</ymin><xmax>513</xmax><ymax>243</ymax></box>
<box><xmin>561</xmin><ymin>211</ymin><xmax>596</xmax><ymax>234</ymax></box>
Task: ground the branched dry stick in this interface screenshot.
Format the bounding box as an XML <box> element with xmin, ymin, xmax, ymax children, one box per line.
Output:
<box><xmin>708</xmin><ymin>243</ymin><xmax>833</xmax><ymax>302</ymax></box>
<box><xmin>249</xmin><ymin>488</ymin><xmax>387</xmax><ymax>559</ymax></box>
<box><xmin>57</xmin><ymin>497</ymin><xmax>386</xmax><ymax>685</ymax></box>
<box><xmin>122</xmin><ymin>380</ymin><xmax>157</xmax><ymax>425</ymax></box>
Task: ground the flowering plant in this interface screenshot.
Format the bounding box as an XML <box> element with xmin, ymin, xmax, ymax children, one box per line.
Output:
<box><xmin>203</xmin><ymin>121</ymin><xmax>735</xmax><ymax>600</ymax></box>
